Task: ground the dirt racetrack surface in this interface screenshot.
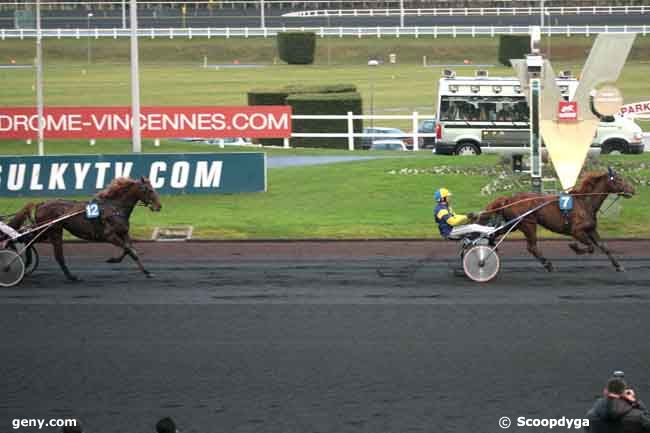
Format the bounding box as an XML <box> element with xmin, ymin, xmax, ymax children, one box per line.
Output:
<box><xmin>4</xmin><ymin>239</ymin><xmax>650</xmax><ymax>304</ymax></box>
<box><xmin>14</xmin><ymin>237</ymin><xmax>650</xmax><ymax>261</ymax></box>
<box><xmin>2</xmin><ymin>240</ymin><xmax>650</xmax><ymax>433</ymax></box>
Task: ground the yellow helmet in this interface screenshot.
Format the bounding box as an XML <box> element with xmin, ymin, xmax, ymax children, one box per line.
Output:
<box><xmin>434</xmin><ymin>188</ymin><xmax>452</xmax><ymax>202</ymax></box>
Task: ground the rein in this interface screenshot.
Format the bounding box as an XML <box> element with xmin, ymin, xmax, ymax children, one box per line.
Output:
<box><xmin>599</xmin><ymin>194</ymin><xmax>621</xmax><ymax>216</ymax></box>
<box><xmin>19</xmin><ymin>209</ymin><xmax>86</xmax><ymax>236</ymax></box>
<box><xmin>479</xmin><ymin>192</ymin><xmax>625</xmax><ymax>216</ymax></box>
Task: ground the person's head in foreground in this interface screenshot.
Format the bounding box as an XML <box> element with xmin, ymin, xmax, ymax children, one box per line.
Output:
<box><xmin>62</xmin><ymin>424</ymin><xmax>83</xmax><ymax>433</ymax></box>
<box><xmin>156</xmin><ymin>417</ymin><xmax>178</xmax><ymax>433</ymax></box>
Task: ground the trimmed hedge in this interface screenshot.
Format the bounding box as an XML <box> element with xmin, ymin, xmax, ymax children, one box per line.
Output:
<box><xmin>286</xmin><ymin>92</ymin><xmax>363</xmax><ymax>149</ymax></box>
<box><xmin>277</xmin><ymin>32</ymin><xmax>317</xmax><ymax>65</ymax></box>
<box><xmin>247</xmin><ymin>84</ymin><xmax>356</xmax><ymax>106</ymax></box>
<box><xmin>248</xmin><ymin>84</ymin><xmax>360</xmax><ymax>147</ymax></box>
<box><xmin>247</xmin><ymin>89</ymin><xmax>290</xmax><ymax>146</ymax></box>
<box><xmin>247</xmin><ymin>89</ymin><xmax>289</xmax><ymax>106</ymax></box>
<box><xmin>498</xmin><ymin>35</ymin><xmax>531</xmax><ymax>66</ymax></box>
<box><xmin>283</xmin><ymin>84</ymin><xmax>357</xmax><ymax>94</ymax></box>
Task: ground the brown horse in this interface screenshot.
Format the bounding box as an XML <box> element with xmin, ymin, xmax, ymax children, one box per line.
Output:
<box><xmin>480</xmin><ymin>168</ymin><xmax>635</xmax><ymax>272</ymax></box>
<box><xmin>12</xmin><ymin>176</ymin><xmax>162</xmax><ymax>281</ymax></box>
<box><xmin>5</xmin><ymin>203</ymin><xmax>37</xmax><ymax>231</ymax></box>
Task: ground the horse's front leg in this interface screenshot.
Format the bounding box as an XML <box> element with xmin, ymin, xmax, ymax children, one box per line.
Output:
<box><xmin>568</xmin><ymin>233</ymin><xmax>595</xmax><ymax>255</ymax></box>
<box><xmin>520</xmin><ymin>222</ymin><xmax>554</xmax><ymax>272</ymax></box>
<box><xmin>106</xmin><ymin>249</ymin><xmax>128</xmax><ymax>264</ymax></box>
<box><xmin>105</xmin><ymin>231</ymin><xmax>153</xmax><ymax>278</ymax></box>
<box><xmin>588</xmin><ymin>230</ymin><xmax>625</xmax><ymax>272</ymax></box>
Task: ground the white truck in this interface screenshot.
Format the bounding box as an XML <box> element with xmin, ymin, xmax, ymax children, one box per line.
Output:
<box><xmin>434</xmin><ymin>72</ymin><xmax>644</xmax><ymax>155</ymax></box>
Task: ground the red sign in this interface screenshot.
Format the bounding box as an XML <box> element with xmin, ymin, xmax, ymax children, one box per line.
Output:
<box><xmin>0</xmin><ymin>106</ymin><xmax>292</xmax><ymax>139</ymax></box>
<box><xmin>557</xmin><ymin>101</ymin><xmax>578</xmax><ymax>122</ymax></box>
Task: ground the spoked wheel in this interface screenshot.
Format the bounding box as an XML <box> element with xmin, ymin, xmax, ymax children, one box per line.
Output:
<box><xmin>0</xmin><ymin>249</ymin><xmax>26</xmax><ymax>287</ymax></box>
<box><xmin>10</xmin><ymin>242</ymin><xmax>39</xmax><ymax>276</ymax></box>
<box><xmin>24</xmin><ymin>246</ymin><xmax>39</xmax><ymax>276</ymax></box>
<box><xmin>462</xmin><ymin>245</ymin><xmax>500</xmax><ymax>283</ymax></box>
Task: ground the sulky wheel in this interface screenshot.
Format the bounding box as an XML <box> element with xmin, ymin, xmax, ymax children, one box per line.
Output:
<box><xmin>462</xmin><ymin>245</ymin><xmax>500</xmax><ymax>283</ymax></box>
<box><xmin>0</xmin><ymin>249</ymin><xmax>25</xmax><ymax>287</ymax></box>
<box><xmin>10</xmin><ymin>242</ymin><xmax>38</xmax><ymax>276</ymax></box>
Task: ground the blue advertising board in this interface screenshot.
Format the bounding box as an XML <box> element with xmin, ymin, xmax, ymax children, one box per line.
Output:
<box><xmin>0</xmin><ymin>153</ymin><xmax>266</xmax><ymax>196</ymax></box>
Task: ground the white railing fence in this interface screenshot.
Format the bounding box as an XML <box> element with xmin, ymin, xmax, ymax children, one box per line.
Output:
<box><xmin>0</xmin><ymin>1</ymin><xmax>639</xmax><ymax>6</ymax></box>
<box><xmin>1</xmin><ymin>25</ymin><xmax>647</xmax><ymax>39</ymax></box>
<box><xmin>283</xmin><ymin>5</ymin><xmax>648</xmax><ymax>17</ymax></box>
<box><xmin>285</xmin><ymin>112</ymin><xmax>436</xmax><ymax>151</ymax></box>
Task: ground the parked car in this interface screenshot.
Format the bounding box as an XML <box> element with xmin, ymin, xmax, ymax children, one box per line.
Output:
<box><xmin>369</xmin><ymin>140</ymin><xmax>407</xmax><ymax>151</ymax></box>
<box><xmin>362</xmin><ymin>127</ymin><xmax>408</xmax><ymax>149</ymax></box>
<box><xmin>595</xmin><ymin>115</ymin><xmax>645</xmax><ymax>154</ymax></box>
<box><xmin>416</xmin><ymin>118</ymin><xmax>437</xmax><ymax>148</ymax></box>
<box><xmin>203</xmin><ymin>137</ymin><xmax>254</xmax><ymax>147</ymax></box>
<box><xmin>434</xmin><ymin>73</ymin><xmax>643</xmax><ymax>156</ymax></box>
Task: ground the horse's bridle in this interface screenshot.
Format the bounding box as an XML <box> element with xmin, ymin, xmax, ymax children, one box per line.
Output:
<box><xmin>138</xmin><ymin>182</ymin><xmax>156</xmax><ymax>209</ymax></box>
<box><xmin>606</xmin><ymin>167</ymin><xmax>633</xmax><ymax>198</ymax></box>
<box><xmin>138</xmin><ymin>182</ymin><xmax>151</xmax><ymax>207</ymax></box>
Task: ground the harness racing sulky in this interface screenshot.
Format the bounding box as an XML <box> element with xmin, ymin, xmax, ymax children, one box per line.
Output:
<box><xmin>0</xmin><ymin>176</ymin><xmax>162</xmax><ymax>286</ymax></box>
<box><xmin>456</xmin><ymin>168</ymin><xmax>634</xmax><ymax>283</ymax></box>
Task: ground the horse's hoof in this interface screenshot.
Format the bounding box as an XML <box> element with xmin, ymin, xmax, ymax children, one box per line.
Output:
<box><xmin>453</xmin><ymin>268</ymin><xmax>466</xmax><ymax>278</ymax></box>
<box><xmin>544</xmin><ymin>263</ymin><xmax>554</xmax><ymax>272</ymax></box>
<box><xmin>616</xmin><ymin>265</ymin><xmax>626</xmax><ymax>273</ymax></box>
<box><xmin>145</xmin><ymin>272</ymin><xmax>155</xmax><ymax>279</ymax></box>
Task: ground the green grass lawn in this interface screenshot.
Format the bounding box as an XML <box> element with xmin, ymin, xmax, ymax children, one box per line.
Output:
<box><xmin>0</xmin><ymin>60</ymin><xmax>648</xmax><ymax>141</ymax></box>
<box><xmin>1</xmin><ymin>37</ymin><xmax>649</xmax><ymax>135</ymax></box>
<box><xmin>0</xmin><ymin>153</ymin><xmax>648</xmax><ymax>240</ymax></box>
<box><xmin>0</xmin><ymin>37</ymin><xmax>648</xmax><ymax>239</ymax></box>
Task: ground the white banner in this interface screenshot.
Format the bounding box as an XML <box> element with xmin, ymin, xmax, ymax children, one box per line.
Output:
<box><xmin>618</xmin><ymin>101</ymin><xmax>650</xmax><ymax>119</ymax></box>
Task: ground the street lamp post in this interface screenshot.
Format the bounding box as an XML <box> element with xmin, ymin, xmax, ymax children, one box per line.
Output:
<box><xmin>545</xmin><ymin>8</ymin><xmax>552</xmax><ymax>58</ymax></box>
<box><xmin>130</xmin><ymin>0</ymin><xmax>141</xmax><ymax>153</ymax></box>
<box><xmin>87</xmin><ymin>13</ymin><xmax>93</xmax><ymax>65</ymax></box>
<box><xmin>260</xmin><ymin>0</ymin><xmax>265</xmax><ymax>28</ymax></box>
<box><xmin>122</xmin><ymin>0</ymin><xmax>126</xmax><ymax>29</ymax></box>
<box><xmin>36</xmin><ymin>0</ymin><xmax>44</xmax><ymax>156</ymax></box>
<box><xmin>327</xmin><ymin>14</ymin><xmax>331</xmax><ymax>65</ymax></box>
<box><xmin>368</xmin><ymin>59</ymin><xmax>379</xmax><ymax>130</ymax></box>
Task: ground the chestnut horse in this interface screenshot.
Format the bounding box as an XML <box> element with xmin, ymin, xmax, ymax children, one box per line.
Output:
<box><xmin>480</xmin><ymin>168</ymin><xmax>635</xmax><ymax>272</ymax></box>
<box><xmin>5</xmin><ymin>203</ymin><xmax>37</xmax><ymax>232</ymax></box>
<box><xmin>12</xmin><ymin>176</ymin><xmax>162</xmax><ymax>281</ymax></box>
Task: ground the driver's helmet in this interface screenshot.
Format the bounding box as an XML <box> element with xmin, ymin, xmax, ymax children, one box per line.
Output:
<box><xmin>434</xmin><ymin>188</ymin><xmax>452</xmax><ymax>202</ymax></box>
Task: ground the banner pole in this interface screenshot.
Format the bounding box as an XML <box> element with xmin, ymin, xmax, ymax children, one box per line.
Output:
<box><xmin>36</xmin><ymin>0</ymin><xmax>44</xmax><ymax>156</ymax></box>
<box><xmin>130</xmin><ymin>0</ymin><xmax>142</xmax><ymax>153</ymax></box>
<box><xmin>122</xmin><ymin>0</ymin><xmax>127</xmax><ymax>29</ymax></box>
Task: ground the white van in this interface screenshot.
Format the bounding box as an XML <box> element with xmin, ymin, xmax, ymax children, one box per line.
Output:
<box><xmin>435</xmin><ymin>74</ymin><xmax>644</xmax><ymax>155</ymax></box>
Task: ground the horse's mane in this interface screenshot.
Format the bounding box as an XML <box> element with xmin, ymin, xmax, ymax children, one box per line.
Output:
<box><xmin>95</xmin><ymin>177</ymin><xmax>137</xmax><ymax>199</ymax></box>
<box><xmin>571</xmin><ymin>171</ymin><xmax>608</xmax><ymax>194</ymax></box>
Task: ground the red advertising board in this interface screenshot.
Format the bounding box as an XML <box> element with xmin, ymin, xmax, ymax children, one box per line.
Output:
<box><xmin>0</xmin><ymin>106</ymin><xmax>292</xmax><ymax>139</ymax></box>
<box><xmin>557</xmin><ymin>101</ymin><xmax>578</xmax><ymax>122</ymax></box>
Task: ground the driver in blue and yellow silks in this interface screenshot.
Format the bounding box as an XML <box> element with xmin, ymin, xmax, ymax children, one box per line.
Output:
<box><xmin>434</xmin><ymin>188</ymin><xmax>492</xmax><ymax>239</ymax></box>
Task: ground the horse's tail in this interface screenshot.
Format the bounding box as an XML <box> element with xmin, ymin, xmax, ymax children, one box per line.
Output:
<box><xmin>479</xmin><ymin>196</ymin><xmax>511</xmax><ymax>224</ymax></box>
<box><xmin>7</xmin><ymin>202</ymin><xmax>37</xmax><ymax>229</ymax></box>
